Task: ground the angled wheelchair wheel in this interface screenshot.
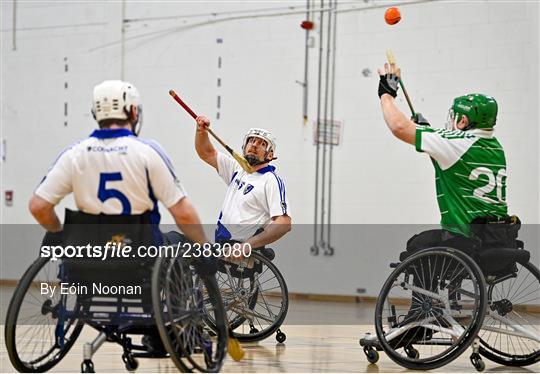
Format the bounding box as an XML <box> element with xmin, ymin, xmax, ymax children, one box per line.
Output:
<box><xmin>152</xmin><ymin>256</ymin><xmax>227</xmax><ymax>373</ymax></box>
<box><xmin>479</xmin><ymin>261</ymin><xmax>540</xmax><ymax>366</ymax></box>
<box><xmin>200</xmin><ymin>251</ymin><xmax>289</xmax><ymax>342</ymax></box>
<box><xmin>5</xmin><ymin>257</ymin><xmax>84</xmax><ymax>372</ymax></box>
<box><xmin>375</xmin><ymin>247</ymin><xmax>487</xmax><ymax>370</ymax></box>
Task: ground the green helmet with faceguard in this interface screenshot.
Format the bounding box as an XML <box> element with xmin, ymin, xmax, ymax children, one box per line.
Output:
<box><xmin>450</xmin><ymin>93</ymin><xmax>498</xmax><ymax>130</ymax></box>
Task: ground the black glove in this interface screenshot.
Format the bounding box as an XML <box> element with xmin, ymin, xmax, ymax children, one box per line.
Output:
<box><xmin>378</xmin><ymin>73</ymin><xmax>399</xmax><ymax>98</ymax></box>
<box><xmin>41</xmin><ymin>231</ymin><xmax>64</xmax><ymax>247</ymax></box>
<box><xmin>411</xmin><ymin>112</ymin><xmax>431</xmax><ymax>127</ymax></box>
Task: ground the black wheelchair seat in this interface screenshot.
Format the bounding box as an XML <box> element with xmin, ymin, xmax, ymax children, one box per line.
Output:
<box><xmin>478</xmin><ymin>247</ymin><xmax>530</xmax><ymax>276</ymax></box>
<box><xmin>59</xmin><ymin>208</ymin><xmax>162</xmax><ymax>332</ymax></box>
<box><xmin>62</xmin><ymin>209</ymin><xmax>156</xmax><ymax>293</ymax></box>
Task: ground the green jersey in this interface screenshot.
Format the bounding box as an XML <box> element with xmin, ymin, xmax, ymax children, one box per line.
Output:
<box><xmin>415</xmin><ymin>127</ymin><xmax>508</xmax><ymax>236</ymax></box>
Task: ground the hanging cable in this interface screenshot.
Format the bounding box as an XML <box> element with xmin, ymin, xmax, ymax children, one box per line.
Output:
<box><xmin>320</xmin><ymin>0</ymin><xmax>333</xmax><ymax>250</ymax></box>
<box><xmin>311</xmin><ymin>0</ymin><xmax>325</xmax><ymax>256</ymax></box>
<box><xmin>327</xmin><ymin>0</ymin><xmax>338</xmax><ymax>256</ymax></box>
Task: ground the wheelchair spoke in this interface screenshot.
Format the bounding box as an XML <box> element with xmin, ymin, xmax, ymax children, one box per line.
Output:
<box><xmin>204</xmin><ymin>252</ymin><xmax>288</xmax><ymax>341</ymax></box>
<box><xmin>481</xmin><ymin>261</ymin><xmax>540</xmax><ymax>361</ymax></box>
<box><xmin>375</xmin><ymin>249</ymin><xmax>489</xmax><ymax>368</ymax></box>
<box><xmin>508</xmin><ymin>270</ymin><xmax>532</xmax><ymax>301</ymax></box>
<box><xmin>6</xmin><ymin>257</ymin><xmax>84</xmax><ymax>372</ymax></box>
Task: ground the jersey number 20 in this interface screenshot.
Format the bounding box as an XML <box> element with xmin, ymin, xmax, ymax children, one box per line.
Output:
<box><xmin>469</xmin><ymin>167</ymin><xmax>506</xmax><ymax>204</ymax></box>
<box><xmin>98</xmin><ymin>172</ymin><xmax>132</xmax><ymax>214</ymax></box>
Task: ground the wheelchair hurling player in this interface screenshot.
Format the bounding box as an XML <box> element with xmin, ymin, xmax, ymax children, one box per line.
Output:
<box><xmin>5</xmin><ymin>210</ymin><xmax>228</xmax><ymax>373</ymax></box>
<box><xmin>369</xmin><ymin>63</ymin><xmax>539</xmax><ymax>371</ymax></box>
<box><xmin>193</xmin><ymin>119</ymin><xmax>292</xmax><ymax>344</ymax></box>
<box><xmin>360</xmin><ymin>217</ymin><xmax>539</xmax><ymax>371</ymax></box>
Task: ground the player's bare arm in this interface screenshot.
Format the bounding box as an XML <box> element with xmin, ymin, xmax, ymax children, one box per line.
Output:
<box><xmin>244</xmin><ymin>215</ymin><xmax>292</xmax><ymax>249</ymax></box>
<box><xmin>28</xmin><ymin>194</ymin><xmax>62</xmax><ymax>232</ymax></box>
<box><xmin>194</xmin><ymin>115</ymin><xmax>218</xmax><ymax>170</ymax></box>
<box><xmin>378</xmin><ymin>62</ymin><xmax>416</xmax><ymax>145</ymax></box>
<box><xmin>168</xmin><ymin>197</ymin><xmax>209</xmax><ymax>245</ymax></box>
<box><xmin>380</xmin><ymin>96</ymin><xmax>416</xmax><ymax>145</ymax></box>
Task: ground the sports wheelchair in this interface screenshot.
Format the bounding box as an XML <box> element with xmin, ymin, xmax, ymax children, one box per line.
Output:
<box><xmin>360</xmin><ymin>217</ymin><xmax>540</xmax><ymax>371</ymax></box>
<box><xmin>197</xmin><ymin>243</ymin><xmax>289</xmax><ymax>343</ymax></box>
<box><xmin>5</xmin><ymin>210</ymin><xmax>228</xmax><ymax>373</ymax></box>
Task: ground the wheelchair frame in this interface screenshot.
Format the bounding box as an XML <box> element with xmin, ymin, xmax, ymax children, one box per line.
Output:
<box><xmin>360</xmin><ymin>246</ymin><xmax>540</xmax><ymax>371</ymax></box>
<box><xmin>5</xmin><ymin>245</ymin><xmax>228</xmax><ymax>373</ymax></box>
<box><xmin>199</xmin><ymin>249</ymin><xmax>289</xmax><ymax>343</ymax></box>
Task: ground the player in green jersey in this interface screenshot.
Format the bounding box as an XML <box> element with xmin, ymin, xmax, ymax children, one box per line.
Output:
<box><xmin>377</xmin><ymin>62</ymin><xmax>508</xmax><ymax>245</ymax></box>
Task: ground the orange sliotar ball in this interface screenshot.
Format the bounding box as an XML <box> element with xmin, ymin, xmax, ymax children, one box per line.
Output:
<box><xmin>385</xmin><ymin>7</ymin><xmax>401</xmax><ymax>25</ymax></box>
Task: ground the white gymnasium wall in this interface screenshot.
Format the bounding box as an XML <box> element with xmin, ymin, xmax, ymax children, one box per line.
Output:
<box><xmin>1</xmin><ymin>0</ymin><xmax>539</xmax><ymax>296</ymax></box>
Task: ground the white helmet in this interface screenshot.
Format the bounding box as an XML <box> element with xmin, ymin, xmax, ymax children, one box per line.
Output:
<box><xmin>242</xmin><ymin>128</ymin><xmax>277</xmax><ymax>155</ymax></box>
<box><xmin>91</xmin><ymin>80</ymin><xmax>142</xmax><ymax>134</ymax></box>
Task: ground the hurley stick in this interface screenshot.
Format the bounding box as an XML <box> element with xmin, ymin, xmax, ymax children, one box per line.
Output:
<box><xmin>169</xmin><ymin>90</ymin><xmax>253</xmax><ymax>174</ymax></box>
<box><xmin>386</xmin><ymin>50</ymin><xmax>416</xmax><ymax>116</ymax></box>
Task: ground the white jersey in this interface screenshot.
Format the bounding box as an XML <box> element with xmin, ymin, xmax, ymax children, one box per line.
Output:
<box><xmin>215</xmin><ymin>152</ymin><xmax>290</xmax><ymax>242</ymax></box>
<box><xmin>35</xmin><ymin>128</ymin><xmax>186</xmax><ymax>223</ymax></box>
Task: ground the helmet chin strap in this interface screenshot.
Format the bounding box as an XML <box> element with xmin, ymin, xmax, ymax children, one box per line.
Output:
<box><xmin>244</xmin><ymin>152</ymin><xmax>277</xmax><ymax>167</ymax></box>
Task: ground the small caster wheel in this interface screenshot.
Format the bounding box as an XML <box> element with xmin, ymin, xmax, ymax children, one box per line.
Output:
<box><xmin>81</xmin><ymin>360</ymin><xmax>95</xmax><ymax>373</ymax></box>
<box><xmin>470</xmin><ymin>353</ymin><xmax>485</xmax><ymax>372</ymax></box>
<box><xmin>405</xmin><ymin>345</ymin><xmax>419</xmax><ymax>359</ymax></box>
<box><xmin>122</xmin><ymin>353</ymin><xmax>139</xmax><ymax>372</ymax></box>
<box><xmin>363</xmin><ymin>347</ymin><xmax>379</xmax><ymax>364</ymax></box>
<box><xmin>249</xmin><ymin>326</ymin><xmax>259</xmax><ymax>334</ymax></box>
<box><xmin>275</xmin><ymin>330</ymin><xmax>286</xmax><ymax>343</ymax></box>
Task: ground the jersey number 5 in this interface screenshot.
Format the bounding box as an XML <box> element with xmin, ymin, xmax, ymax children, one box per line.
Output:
<box><xmin>469</xmin><ymin>167</ymin><xmax>506</xmax><ymax>204</ymax></box>
<box><xmin>98</xmin><ymin>172</ymin><xmax>132</xmax><ymax>214</ymax></box>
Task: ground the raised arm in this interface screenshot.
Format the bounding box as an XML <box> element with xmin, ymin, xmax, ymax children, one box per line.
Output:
<box><xmin>194</xmin><ymin>115</ymin><xmax>218</xmax><ymax>170</ymax></box>
<box><xmin>378</xmin><ymin>62</ymin><xmax>416</xmax><ymax>145</ymax></box>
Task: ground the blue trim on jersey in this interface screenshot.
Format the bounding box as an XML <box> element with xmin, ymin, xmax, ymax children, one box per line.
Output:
<box><xmin>90</xmin><ymin>128</ymin><xmax>133</xmax><ymax>139</ymax></box>
<box><xmin>131</xmin><ymin>137</ymin><xmax>178</xmax><ymax>180</ymax></box>
<box><xmin>145</xmin><ymin>168</ymin><xmax>163</xmax><ymax>245</ymax></box>
<box><xmin>256</xmin><ymin>165</ymin><xmax>276</xmax><ymax>174</ymax></box>
<box><xmin>215</xmin><ymin>211</ymin><xmax>232</xmax><ymax>241</ymax></box>
<box><xmin>230</xmin><ymin>171</ymin><xmax>238</xmax><ymax>184</ymax></box>
<box><xmin>215</xmin><ymin>222</ymin><xmax>232</xmax><ymax>242</ymax></box>
<box><xmin>271</xmin><ymin>172</ymin><xmax>287</xmax><ymax>214</ymax></box>
<box><xmin>37</xmin><ymin>139</ymin><xmax>84</xmax><ymax>188</ymax></box>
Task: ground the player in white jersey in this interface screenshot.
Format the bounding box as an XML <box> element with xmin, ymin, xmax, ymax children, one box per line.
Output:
<box><xmin>194</xmin><ymin>116</ymin><xmax>291</xmax><ymax>249</ymax></box>
<box><xmin>28</xmin><ymin>80</ymin><xmax>208</xmax><ymax>355</ymax></box>
<box><xmin>29</xmin><ymin>80</ymin><xmax>207</xmax><ymax>245</ymax></box>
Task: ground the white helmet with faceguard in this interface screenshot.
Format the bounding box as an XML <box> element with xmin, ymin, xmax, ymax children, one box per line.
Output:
<box><xmin>242</xmin><ymin>128</ymin><xmax>277</xmax><ymax>166</ymax></box>
<box><xmin>91</xmin><ymin>80</ymin><xmax>143</xmax><ymax>135</ymax></box>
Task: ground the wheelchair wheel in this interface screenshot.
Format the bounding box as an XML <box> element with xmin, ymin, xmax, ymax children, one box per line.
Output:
<box><xmin>152</xmin><ymin>256</ymin><xmax>227</xmax><ymax>373</ymax></box>
<box><xmin>375</xmin><ymin>247</ymin><xmax>487</xmax><ymax>370</ymax></box>
<box><xmin>200</xmin><ymin>251</ymin><xmax>289</xmax><ymax>342</ymax></box>
<box><xmin>5</xmin><ymin>257</ymin><xmax>84</xmax><ymax>372</ymax></box>
<box><xmin>479</xmin><ymin>261</ymin><xmax>540</xmax><ymax>366</ymax></box>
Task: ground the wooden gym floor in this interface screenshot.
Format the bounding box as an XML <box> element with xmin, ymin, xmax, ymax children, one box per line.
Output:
<box><xmin>1</xmin><ymin>289</ymin><xmax>538</xmax><ymax>373</ymax></box>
